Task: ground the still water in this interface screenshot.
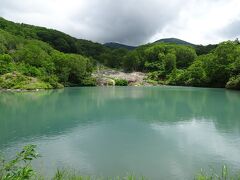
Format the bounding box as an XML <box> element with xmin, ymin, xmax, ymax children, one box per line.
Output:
<box><xmin>0</xmin><ymin>87</ymin><xmax>240</xmax><ymax>179</ymax></box>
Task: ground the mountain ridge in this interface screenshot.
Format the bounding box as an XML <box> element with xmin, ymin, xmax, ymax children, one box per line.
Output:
<box><xmin>104</xmin><ymin>42</ymin><xmax>136</xmax><ymax>50</ymax></box>
<box><xmin>154</xmin><ymin>38</ymin><xmax>196</xmax><ymax>46</ymax></box>
<box><xmin>104</xmin><ymin>38</ymin><xmax>196</xmax><ymax>50</ymax></box>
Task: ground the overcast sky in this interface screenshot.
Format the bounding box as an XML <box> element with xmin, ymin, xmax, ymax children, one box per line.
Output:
<box><xmin>0</xmin><ymin>0</ymin><xmax>240</xmax><ymax>46</ymax></box>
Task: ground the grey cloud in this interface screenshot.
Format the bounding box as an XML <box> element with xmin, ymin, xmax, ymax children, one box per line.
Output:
<box><xmin>0</xmin><ymin>0</ymin><xmax>240</xmax><ymax>45</ymax></box>
<box><xmin>0</xmin><ymin>0</ymin><xmax>50</xmax><ymax>15</ymax></box>
<box><xmin>220</xmin><ymin>20</ymin><xmax>240</xmax><ymax>39</ymax></box>
<box><xmin>0</xmin><ymin>0</ymin><xmax>184</xmax><ymax>45</ymax></box>
<box><xmin>69</xmin><ymin>0</ymin><xmax>183</xmax><ymax>45</ymax></box>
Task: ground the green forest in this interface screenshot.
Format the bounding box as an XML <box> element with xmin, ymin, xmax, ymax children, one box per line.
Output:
<box><xmin>0</xmin><ymin>17</ymin><xmax>239</xmax><ymax>90</ymax></box>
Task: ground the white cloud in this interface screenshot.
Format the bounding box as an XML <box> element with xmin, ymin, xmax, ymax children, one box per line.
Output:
<box><xmin>0</xmin><ymin>0</ymin><xmax>240</xmax><ymax>45</ymax></box>
<box><xmin>149</xmin><ymin>0</ymin><xmax>240</xmax><ymax>45</ymax></box>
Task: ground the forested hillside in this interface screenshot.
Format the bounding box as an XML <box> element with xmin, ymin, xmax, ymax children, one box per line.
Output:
<box><xmin>0</xmin><ymin>17</ymin><xmax>131</xmax><ymax>89</ymax></box>
<box><xmin>0</xmin><ymin>17</ymin><xmax>239</xmax><ymax>90</ymax></box>
<box><xmin>104</xmin><ymin>42</ymin><xmax>136</xmax><ymax>50</ymax></box>
<box><xmin>155</xmin><ymin>38</ymin><xmax>195</xmax><ymax>46</ymax></box>
<box><xmin>122</xmin><ymin>41</ymin><xmax>240</xmax><ymax>89</ymax></box>
<box><xmin>0</xmin><ymin>28</ymin><xmax>95</xmax><ymax>89</ymax></box>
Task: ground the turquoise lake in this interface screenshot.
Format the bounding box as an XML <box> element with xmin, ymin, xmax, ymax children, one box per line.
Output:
<box><xmin>0</xmin><ymin>86</ymin><xmax>240</xmax><ymax>179</ymax></box>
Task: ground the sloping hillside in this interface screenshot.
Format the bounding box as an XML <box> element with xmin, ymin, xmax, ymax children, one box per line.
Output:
<box><xmin>155</xmin><ymin>38</ymin><xmax>196</xmax><ymax>46</ymax></box>
<box><xmin>104</xmin><ymin>42</ymin><xmax>136</xmax><ymax>50</ymax></box>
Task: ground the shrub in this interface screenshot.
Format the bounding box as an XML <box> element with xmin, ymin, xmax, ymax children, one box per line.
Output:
<box><xmin>16</xmin><ymin>63</ymin><xmax>45</xmax><ymax>77</ymax></box>
<box><xmin>0</xmin><ymin>72</ymin><xmax>53</xmax><ymax>90</ymax></box>
<box><xmin>0</xmin><ymin>54</ymin><xmax>14</xmax><ymax>75</ymax></box>
<box><xmin>226</xmin><ymin>75</ymin><xmax>240</xmax><ymax>90</ymax></box>
<box><xmin>167</xmin><ymin>69</ymin><xmax>186</xmax><ymax>85</ymax></box>
<box><xmin>81</xmin><ymin>77</ymin><xmax>97</xmax><ymax>86</ymax></box>
<box><xmin>115</xmin><ymin>79</ymin><xmax>128</xmax><ymax>86</ymax></box>
<box><xmin>146</xmin><ymin>71</ymin><xmax>163</xmax><ymax>81</ymax></box>
<box><xmin>0</xmin><ymin>145</ymin><xmax>39</xmax><ymax>180</ymax></box>
<box><xmin>145</xmin><ymin>79</ymin><xmax>158</xmax><ymax>86</ymax></box>
<box><xmin>41</xmin><ymin>75</ymin><xmax>63</xmax><ymax>89</ymax></box>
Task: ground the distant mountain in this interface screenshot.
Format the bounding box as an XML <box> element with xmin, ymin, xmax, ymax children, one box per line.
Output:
<box><xmin>104</xmin><ymin>42</ymin><xmax>136</xmax><ymax>50</ymax></box>
<box><xmin>104</xmin><ymin>39</ymin><xmax>196</xmax><ymax>50</ymax></box>
<box><xmin>155</xmin><ymin>38</ymin><xmax>196</xmax><ymax>46</ymax></box>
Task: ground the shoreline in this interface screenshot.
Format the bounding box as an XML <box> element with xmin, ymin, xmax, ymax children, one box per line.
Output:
<box><xmin>0</xmin><ymin>85</ymin><xmax>232</xmax><ymax>93</ymax></box>
<box><xmin>1</xmin><ymin>69</ymin><xmax>237</xmax><ymax>92</ymax></box>
<box><xmin>0</xmin><ymin>88</ymin><xmax>51</xmax><ymax>92</ymax></box>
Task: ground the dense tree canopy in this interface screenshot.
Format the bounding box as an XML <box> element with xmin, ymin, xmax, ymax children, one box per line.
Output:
<box><xmin>168</xmin><ymin>41</ymin><xmax>240</xmax><ymax>88</ymax></box>
<box><xmin>0</xmin><ymin>17</ymin><xmax>240</xmax><ymax>90</ymax></box>
<box><xmin>0</xmin><ymin>17</ymin><xmax>119</xmax><ymax>67</ymax></box>
<box><xmin>0</xmin><ymin>28</ymin><xmax>94</xmax><ymax>89</ymax></box>
<box><xmin>120</xmin><ymin>41</ymin><xmax>240</xmax><ymax>89</ymax></box>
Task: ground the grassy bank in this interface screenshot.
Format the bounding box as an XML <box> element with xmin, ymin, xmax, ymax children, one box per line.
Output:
<box><xmin>0</xmin><ymin>72</ymin><xmax>63</xmax><ymax>90</ymax></box>
<box><xmin>52</xmin><ymin>170</ymin><xmax>147</xmax><ymax>180</ymax></box>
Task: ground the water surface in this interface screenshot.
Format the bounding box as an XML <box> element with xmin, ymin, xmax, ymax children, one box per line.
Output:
<box><xmin>0</xmin><ymin>87</ymin><xmax>240</xmax><ymax>179</ymax></box>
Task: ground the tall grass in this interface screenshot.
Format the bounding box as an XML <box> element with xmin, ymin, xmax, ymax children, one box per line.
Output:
<box><xmin>1</xmin><ymin>145</ymin><xmax>240</xmax><ymax>180</ymax></box>
<box><xmin>195</xmin><ymin>165</ymin><xmax>240</xmax><ymax>180</ymax></box>
<box><xmin>52</xmin><ymin>169</ymin><xmax>147</xmax><ymax>180</ymax></box>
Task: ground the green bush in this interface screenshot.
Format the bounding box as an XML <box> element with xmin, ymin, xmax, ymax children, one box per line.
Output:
<box><xmin>0</xmin><ymin>72</ymin><xmax>53</xmax><ymax>90</ymax></box>
<box><xmin>16</xmin><ymin>63</ymin><xmax>45</xmax><ymax>77</ymax></box>
<box><xmin>0</xmin><ymin>54</ymin><xmax>14</xmax><ymax>75</ymax></box>
<box><xmin>146</xmin><ymin>71</ymin><xmax>163</xmax><ymax>81</ymax></box>
<box><xmin>167</xmin><ymin>69</ymin><xmax>186</xmax><ymax>85</ymax></box>
<box><xmin>0</xmin><ymin>44</ymin><xmax>7</xmax><ymax>54</ymax></box>
<box><xmin>41</xmin><ymin>75</ymin><xmax>63</xmax><ymax>89</ymax></box>
<box><xmin>0</xmin><ymin>145</ymin><xmax>39</xmax><ymax>180</ymax></box>
<box><xmin>226</xmin><ymin>75</ymin><xmax>240</xmax><ymax>90</ymax></box>
<box><xmin>52</xmin><ymin>52</ymin><xmax>93</xmax><ymax>86</ymax></box>
<box><xmin>115</xmin><ymin>79</ymin><xmax>128</xmax><ymax>86</ymax></box>
<box><xmin>81</xmin><ymin>77</ymin><xmax>97</xmax><ymax>86</ymax></box>
<box><xmin>145</xmin><ymin>79</ymin><xmax>158</xmax><ymax>86</ymax></box>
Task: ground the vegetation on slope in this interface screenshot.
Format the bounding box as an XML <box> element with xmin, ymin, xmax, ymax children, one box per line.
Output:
<box><xmin>0</xmin><ymin>72</ymin><xmax>56</xmax><ymax>90</ymax></box>
<box><xmin>155</xmin><ymin>38</ymin><xmax>196</xmax><ymax>46</ymax></box>
<box><xmin>104</xmin><ymin>42</ymin><xmax>136</xmax><ymax>50</ymax></box>
<box><xmin>0</xmin><ymin>17</ymin><xmax>240</xmax><ymax>90</ymax></box>
<box><xmin>0</xmin><ymin>28</ymin><xmax>95</xmax><ymax>89</ymax></box>
<box><xmin>0</xmin><ymin>17</ymin><xmax>130</xmax><ymax>68</ymax></box>
<box><xmin>121</xmin><ymin>41</ymin><xmax>240</xmax><ymax>89</ymax></box>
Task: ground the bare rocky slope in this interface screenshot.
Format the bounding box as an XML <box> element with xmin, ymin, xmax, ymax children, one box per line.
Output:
<box><xmin>92</xmin><ymin>69</ymin><xmax>158</xmax><ymax>86</ymax></box>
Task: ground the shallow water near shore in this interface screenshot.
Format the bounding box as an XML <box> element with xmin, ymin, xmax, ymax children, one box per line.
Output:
<box><xmin>0</xmin><ymin>86</ymin><xmax>240</xmax><ymax>179</ymax></box>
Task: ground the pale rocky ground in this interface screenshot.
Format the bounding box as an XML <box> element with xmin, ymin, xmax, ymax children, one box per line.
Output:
<box><xmin>92</xmin><ymin>69</ymin><xmax>156</xmax><ymax>86</ymax></box>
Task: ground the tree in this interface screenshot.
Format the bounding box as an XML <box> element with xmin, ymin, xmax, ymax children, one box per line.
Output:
<box><xmin>0</xmin><ymin>54</ymin><xmax>14</xmax><ymax>75</ymax></box>
<box><xmin>52</xmin><ymin>52</ymin><xmax>93</xmax><ymax>85</ymax></box>
<box><xmin>226</xmin><ymin>75</ymin><xmax>240</xmax><ymax>90</ymax></box>
<box><xmin>204</xmin><ymin>42</ymin><xmax>240</xmax><ymax>87</ymax></box>
<box><xmin>163</xmin><ymin>52</ymin><xmax>176</xmax><ymax>75</ymax></box>
<box><xmin>175</xmin><ymin>46</ymin><xmax>197</xmax><ymax>68</ymax></box>
<box><xmin>13</xmin><ymin>41</ymin><xmax>55</xmax><ymax>75</ymax></box>
<box><xmin>184</xmin><ymin>61</ymin><xmax>208</xmax><ymax>86</ymax></box>
<box><xmin>123</xmin><ymin>51</ymin><xmax>141</xmax><ymax>72</ymax></box>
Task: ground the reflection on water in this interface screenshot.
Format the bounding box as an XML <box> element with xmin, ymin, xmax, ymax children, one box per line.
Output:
<box><xmin>0</xmin><ymin>87</ymin><xmax>240</xmax><ymax>179</ymax></box>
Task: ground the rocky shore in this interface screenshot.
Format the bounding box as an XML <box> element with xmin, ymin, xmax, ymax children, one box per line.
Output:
<box><xmin>92</xmin><ymin>69</ymin><xmax>157</xmax><ymax>86</ymax></box>
<box><xmin>0</xmin><ymin>69</ymin><xmax>159</xmax><ymax>91</ymax></box>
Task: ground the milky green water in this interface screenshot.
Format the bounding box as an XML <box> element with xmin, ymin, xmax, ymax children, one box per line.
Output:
<box><xmin>0</xmin><ymin>87</ymin><xmax>240</xmax><ymax>179</ymax></box>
